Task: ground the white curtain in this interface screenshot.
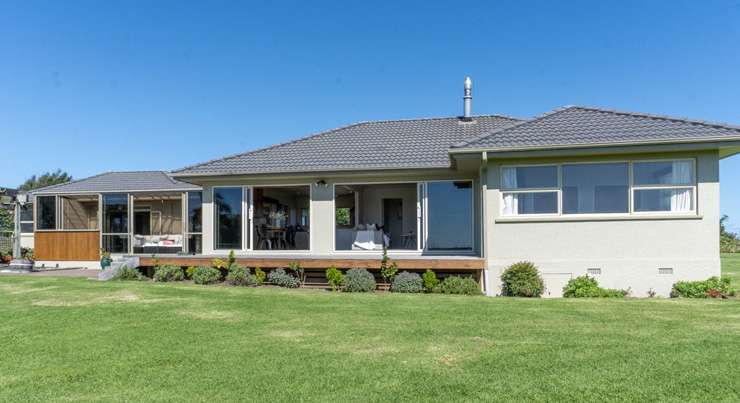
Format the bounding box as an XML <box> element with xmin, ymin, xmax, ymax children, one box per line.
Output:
<box><xmin>672</xmin><ymin>161</ymin><xmax>692</xmax><ymax>184</ymax></box>
<box><xmin>502</xmin><ymin>168</ymin><xmax>519</xmax><ymax>215</ymax></box>
<box><xmin>670</xmin><ymin>189</ymin><xmax>692</xmax><ymax>212</ymax></box>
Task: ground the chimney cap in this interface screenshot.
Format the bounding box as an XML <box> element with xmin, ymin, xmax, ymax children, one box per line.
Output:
<box><xmin>463</xmin><ymin>76</ymin><xmax>473</xmax><ymax>119</ymax></box>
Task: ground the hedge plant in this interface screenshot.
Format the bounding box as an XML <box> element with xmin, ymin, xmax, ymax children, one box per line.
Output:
<box><xmin>434</xmin><ymin>276</ymin><xmax>481</xmax><ymax>295</ymax></box>
<box><xmin>343</xmin><ymin>268</ymin><xmax>376</xmax><ymax>292</ymax></box>
<box><xmin>670</xmin><ymin>276</ymin><xmax>735</xmax><ymax>298</ymax></box>
<box><xmin>193</xmin><ymin>266</ymin><xmax>221</xmax><ymax>285</ymax></box>
<box><xmin>153</xmin><ymin>264</ymin><xmax>184</xmax><ymax>282</ymax></box>
<box><xmin>326</xmin><ymin>266</ymin><xmax>344</xmax><ymax>291</ymax></box>
<box><xmin>422</xmin><ymin>269</ymin><xmax>439</xmax><ymax>292</ymax></box>
<box><xmin>113</xmin><ymin>265</ymin><xmax>145</xmax><ymax>281</ymax></box>
<box><xmin>226</xmin><ymin>265</ymin><xmax>257</xmax><ymax>286</ymax></box>
<box><xmin>563</xmin><ymin>276</ymin><xmax>628</xmax><ymax>298</ymax></box>
<box><xmin>267</xmin><ymin>268</ymin><xmax>300</xmax><ymax>288</ymax></box>
<box><xmin>254</xmin><ymin>267</ymin><xmax>266</xmax><ymax>285</ymax></box>
<box><xmin>501</xmin><ymin>261</ymin><xmax>544</xmax><ymax>297</ymax></box>
<box><xmin>391</xmin><ymin>271</ymin><xmax>423</xmax><ymax>293</ymax></box>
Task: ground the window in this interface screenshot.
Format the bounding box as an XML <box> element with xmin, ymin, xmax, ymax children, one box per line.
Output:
<box><xmin>214</xmin><ymin>187</ymin><xmax>242</xmax><ymax>250</ymax></box>
<box><xmin>60</xmin><ymin>195</ymin><xmax>99</xmax><ymax>230</ymax></box>
<box><xmin>633</xmin><ymin>161</ymin><xmax>694</xmax><ymax>213</ymax></box>
<box><xmin>252</xmin><ymin>186</ymin><xmax>309</xmax><ymax>251</ymax></box>
<box><xmin>36</xmin><ymin>196</ymin><xmax>57</xmax><ymax>230</ymax></box>
<box><xmin>20</xmin><ymin>203</ymin><xmax>33</xmax><ymax>233</ymax></box>
<box><xmin>501</xmin><ymin>159</ymin><xmax>697</xmax><ymax>217</ymax></box>
<box><xmin>426</xmin><ymin>181</ymin><xmax>473</xmax><ymax>250</ymax></box>
<box><xmin>562</xmin><ymin>163</ymin><xmax>629</xmax><ymax>214</ymax></box>
<box><xmin>102</xmin><ymin>194</ymin><xmax>129</xmax><ymax>253</ymax></box>
<box><xmin>501</xmin><ymin>166</ymin><xmax>558</xmax><ymax>215</ymax></box>
<box><xmin>186</xmin><ymin>191</ymin><xmax>203</xmax><ymax>254</ymax></box>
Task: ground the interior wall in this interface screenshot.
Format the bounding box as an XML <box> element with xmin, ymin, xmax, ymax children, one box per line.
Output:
<box><xmin>61</xmin><ymin>198</ymin><xmax>98</xmax><ymax>230</ymax></box>
<box><xmin>135</xmin><ymin>199</ymin><xmax>182</xmax><ymax>235</ymax></box>
<box><xmin>358</xmin><ymin>184</ymin><xmax>417</xmax><ymax>236</ymax></box>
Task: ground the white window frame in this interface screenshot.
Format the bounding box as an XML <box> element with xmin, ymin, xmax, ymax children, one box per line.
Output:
<box><xmin>19</xmin><ymin>202</ymin><xmax>34</xmax><ymax>234</ymax></box>
<box><xmin>631</xmin><ymin>158</ymin><xmax>697</xmax><ymax>215</ymax></box>
<box><xmin>499</xmin><ymin>164</ymin><xmax>560</xmax><ymax>217</ymax></box>
<box><xmin>500</xmin><ymin>158</ymin><xmax>698</xmax><ymax>218</ymax></box>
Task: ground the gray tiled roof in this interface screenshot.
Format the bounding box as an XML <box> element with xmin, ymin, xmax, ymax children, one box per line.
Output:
<box><xmin>172</xmin><ymin>115</ymin><xmax>520</xmax><ymax>176</ymax></box>
<box><xmin>31</xmin><ymin>171</ymin><xmax>200</xmax><ymax>195</ymax></box>
<box><xmin>453</xmin><ymin>106</ymin><xmax>740</xmax><ymax>151</ymax></box>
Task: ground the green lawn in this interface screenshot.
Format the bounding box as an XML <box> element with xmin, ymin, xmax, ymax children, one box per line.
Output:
<box><xmin>1</xmin><ymin>267</ymin><xmax>739</xmax><ymax>402</ymax></box>
<box><xmin>722</xmin><ymin>253</ymin><xmax>740</xmax><ymax>284</ymax></box>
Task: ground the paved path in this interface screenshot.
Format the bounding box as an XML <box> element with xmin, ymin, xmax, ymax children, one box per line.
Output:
<box><xmin>0</xmin><ymin>268</ymin><xmax>101</xmax><ymax>278</ymax></box>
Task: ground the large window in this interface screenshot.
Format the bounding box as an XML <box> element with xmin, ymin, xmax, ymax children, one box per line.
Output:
<box><xmin>36</xmin><ymin>196</ymin><xmax>57</xmax><ymax>230</ymax></box>
<box><xmin>186</xmin><ymin>191</ymin><xmax>203</xmax><ymax>254</ymax></box>
<box><xmin>633</xmin><ymin>160</ymin><xmax>694</xmax><ymax>213</ymax></box>
<box><xmin>214</xmin><ymin>187</ymin><xmax>243</xmax><ymax>250</ymax></box>
<box><xmin>20</xmin><ymin>203</ymin><xmax>34</xmax><ymax>233</ymax></box>
<box><xmin>426</xmin><ymin>181</ymin><xmax>473</xmax><ymax>250</ymax></box>
<box><xmin>501</xmin><ymin>166</ymin><xmax>558</xmax><ymax>215</ymax></box>
<box><xmin>253</xmin><ymin>186</ymin><xmax>309</xmax><ymax>251</ymax></box>
<box><xmin>102</xmin><ymin>194</ymin><xmax>129</xmax><ymax>253</ymax></box>
<box><xmin>562</xmin><ymin>163</ymin><xmax>629</xmax><ymax>214</ymax></box>
<box><xmin>501</xmin><ymin>159</ymin><xmax>696</xmax><ymax>217</ymax></box>
<box><xmin>60</xmin><ymin>195</ymin><xmax>99</xmax><ymax>230</ymax></box>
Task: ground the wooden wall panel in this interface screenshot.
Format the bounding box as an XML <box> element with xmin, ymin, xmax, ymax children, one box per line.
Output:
<box><xmin>35</xmin><ymin>231</ymin><xmax>100</xmax><ymax>261</ymax></box>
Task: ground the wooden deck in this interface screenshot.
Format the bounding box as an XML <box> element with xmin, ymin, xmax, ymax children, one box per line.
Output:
<box><xmin>139</xmin><ymin>256</ymin><xmax>485</xmax><ymax>271</ymax></box>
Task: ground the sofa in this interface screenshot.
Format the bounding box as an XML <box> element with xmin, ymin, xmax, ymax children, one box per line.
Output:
<box><xmin>133</xmin><ymin>234</ymin><xmax>183</xmax><ymax>254</ymax></box>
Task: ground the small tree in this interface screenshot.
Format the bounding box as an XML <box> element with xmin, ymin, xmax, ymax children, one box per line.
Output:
<box><xmin>227</xmin><ymin>250</ymin><xmax>237</xmax><ymax>267</ymax></box>
<box><xmin>379</xmin><ymin>246</ymin><xmax>398</xmax><ymax>283</ymax></box>
<box><xmin>720</xmin><ymin>215</ymin><xmax>739</xmax><ymax>253</ymax></box>
<box><xmin>288</xmin><ymin>261</ymin><xmax>305</xmax><ymax>284</ymax></box>
<box><xmin>326</xmin><ymin>266</ymin><xmax>344</xmax><ymax>291</ymax></box>
<box><xmin>19</xmin><ymin>169</ymin><xmax>72</xmax><ymax>191</ymax></box>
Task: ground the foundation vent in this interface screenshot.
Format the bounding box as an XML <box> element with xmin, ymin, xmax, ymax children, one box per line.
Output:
<box><xmin>587</xmin><ymin>268</ymin><xmax>601</xmax><ymax>276</ymax></box>
<box><xmin>658</xmin><ymin>267</ymin><xmax>673</xmax><ymax>275</ymax></box>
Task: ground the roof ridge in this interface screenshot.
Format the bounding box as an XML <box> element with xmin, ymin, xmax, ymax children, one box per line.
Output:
<box><xmin>569</xmin><ymin>105</ymin><xmax>740</xmax><ymax>132</ymax></box>
<box><xmin>451</xmin><ymin>106</ymin><xmax>575</xmax><ymax>148</ymax></box>
<box><xmin>172</xmin><ymin>114</ymin><xmax>522</xmax><ymax>174</ymax></box>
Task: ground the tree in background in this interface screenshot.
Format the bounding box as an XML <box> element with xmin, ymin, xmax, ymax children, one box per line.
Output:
<box><xmin>19</xmin><ymin>169</ymin><xmax>72</xmax><ymax>191</ymax></box>
<box><xmin>0</xmin><ymin>209</ymin><xmax>12</xmax><ymax>232</ymax></box>
<box><xmin>720</xmin><ymin>215</ymin><xmax>739</xmax><ymax>253</ymax></box>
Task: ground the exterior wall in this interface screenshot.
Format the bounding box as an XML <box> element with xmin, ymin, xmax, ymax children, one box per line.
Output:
<box><xmin>199</xmin><ymin>171</ymin><xmax>481</xmax><ymax>257</ymax></box>
<box><xmin>20</xmin><ymin>233</ymin><xmax>34</xmax><ymax>249</ymax></box>
<box><xmin>484</xmin><ymin>150</ymin><xmax>721</xmax><ymax>297</ymax></box>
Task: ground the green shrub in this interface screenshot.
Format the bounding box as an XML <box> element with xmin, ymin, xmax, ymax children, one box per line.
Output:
<box><xmin>185</xmin><ymin>266</ymin><xmax>197</xmax><ymax>280</ymax></box>
<box><xmin>422</xmin><ymin>269</ymin><xmax>439</xmax><ymax>292</ymax></box>
<box><xmin>288</xmin><ymin>262</ymin><xmax>305</xmax><ymax>284</ymax></box>
<box><xmin>670</xmin><ymin>276</ymin><xmax>736</xmax><ymax>298</ymax></box>
<box><xmin>379</xmin><ymin>247</ymin><xmax>398</xmax><ymax>283</ymax></box>
<box><xmin>267</xmin><ymin>268</ymin><xmax>300</xmax><ymax>288</ymax></box>
<box><xmin>193</xmin><ymin>266</ymin><xmax>221</xmax><ymax>285</ymax></box>
<box><xmin>563</xmin><ymin>276</ymin><xmax>628</xmax><ymax>298</ymax></box>
<box><xmin>391</xmin><ymin>271</ymin><xmax>423</xmax><ymax>293</ymax></box>
<box><xmin>254</xmin><ymin>267</ymin><xmax>266</xmax><ymax>285</ymax></box>
<box><xmin>433</xmin><ymin>276</ymin><xmax>481</xmax><ymax>295</ymax></box>
<box><xmin>226</xmin><ymin>265</ymin><xmax>257</xmax><ymax>286</ymax></box>
<box><xmin>153</xmin><ymin>265</ymin><xmax>184</xmax><ymax>282</ymax></box>
<box><xmin>501</xmin><ymin>261</ymin><xmax>544</xmax><ymax>297</ymax></box>
<box><xmin>326</xmin><ymin>266</ymin><xmax>344</xmax><ymax>291</ymax></box>
<box><xmin>343</xmin><ymin>268</ymin><xmax>376</xmax><ymax>292</ymax></box>
<box><xmin>113</xmin><ymin>265</ymin><xmax>145</xmax><ymax>281</ymax></box>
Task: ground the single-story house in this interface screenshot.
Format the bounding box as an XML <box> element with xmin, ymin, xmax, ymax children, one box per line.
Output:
<box><xmin>29</xmin><ymin>79</ymin><xmax>740</xmax><ymax>296</ymax></box>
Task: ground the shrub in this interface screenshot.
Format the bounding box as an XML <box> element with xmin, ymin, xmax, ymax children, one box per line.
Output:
<box><xmin>254</xmin><ymin>267</ymin><xmax>266</xmax><ymax>285</ymax></box>
<box><xmin>288</xmin><ymin>262</ymin><xmax>305</xmax><ymax>284</ymax></box>
<box><xmin>501</xmin><ymin>261</ymin><xmax>544</xmax><ymax>297</ymax></box>
<box><xmin>326</xmin><ymin>266</ymin><xmax>344</xmax><ymax>291</ymax></box>
<box><xmin>379</xmin><ymin>247</ymin><xmax>398</xmax><ymax>283</ymax></box>
<box><xmin>670</xmin><ymin>276</ymin><xmax>736</xmax><ymax>298</ymax></box>
<box><xmin>343</xmin><ymin>268</ymin><xmax>376</xmax><ymax>292</ymax></box>
<box><xmin>185</xmin><ymin>266</ymin><xmax>197</xmax><ymax>280</ymax></box>
<box><xmin>434</xmin><ymin>276</ymin><xmax>481</xmax><ymax>295</ymax></box>
<box><xmin>267</xmin><ymin>268</ymin><xmax>300</xmax><ymax>288</ymax></box>
<box><xmin>226</xmin><ymin>265</ymin><xmax>257</xmax><ymax>286</ymax></box>
<box><xmin>563</xmin><ymin>276</ymin><xmax>628</xmax><ymax>298</ymax></box>
<box><xmin>227</xmin><ymin>250</ymin><xmax>237</xmax><ymax>267</ymax></box>
<box><xmin>153</xmin><ymin>265</ymin><xmax>184</xmax><ymax>282</ymax></box>
<box><xmin>422</xmin><ymin>269</ymin><xmax>439</xmax><ymax>292</ymax></box>
<box><xmin>113</xmin><ymin>265</ymin><xmax>145</xmax><ymax>281</ymax></box>
<box><xmin>391</xmin><ymin>271</ymin><xmax>423</xmax><ymax>293</ymax></box>
<box><xmin>193</xmin><ymin>266</ymin><xmax>221</xmax><ymax>285</ymax></box>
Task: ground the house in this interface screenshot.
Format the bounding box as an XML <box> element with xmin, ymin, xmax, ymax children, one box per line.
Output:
<box><xmin>29</xmin><ymin>78</ymin><xmax>740</xmax><ymax>296</ymax></box>
<box><xmin>0</xmin><ymin>188</ymin><xmax>34</xmax><ymax>250</ymax></box>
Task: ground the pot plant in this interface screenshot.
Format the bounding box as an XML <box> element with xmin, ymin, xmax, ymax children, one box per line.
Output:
<box><xmin>100</xmin><ymin>250</ymin><xmax>112</xmax><ymax>270</ymax></box>
<box><xmin>0</xmin><ymin>250</ymin><xmax>12</xmax><ymax>264</ymax></box>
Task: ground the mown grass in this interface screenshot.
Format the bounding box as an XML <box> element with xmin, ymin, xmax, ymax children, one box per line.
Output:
<box><xmin>722</xmin><ymin>253</ymin><xmax>740</xmax><ymax>284</ymax></box>
<box><xmin>0</xmin><ymin>267</ymin><xmax>739</xmax><ymax>402</ymax></box>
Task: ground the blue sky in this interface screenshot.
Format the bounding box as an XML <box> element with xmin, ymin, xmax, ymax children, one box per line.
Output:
<box><xmin>1</xmin><ymin>0</ymin><xmax>739</xmax><ymax>230</ymax></box>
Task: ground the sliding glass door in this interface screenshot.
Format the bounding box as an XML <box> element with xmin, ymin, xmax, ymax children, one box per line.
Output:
<box><xmin>424</xmin><ymin>181</ymin><xmax>473</xmax><ymax>251</ymax></box>
<box><xmin>213</xmin><ymin>187</ymin><xmax>243</xmax><ymax>250</ymax></box>
<box><xmin>102</xmin><ymin>194</ymin><xmax>129</xmax><ymax>254</ymax></box>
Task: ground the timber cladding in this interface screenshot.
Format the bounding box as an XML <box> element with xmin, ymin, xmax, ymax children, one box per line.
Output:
<box><xmin>35</xmin><ymin>231</ymin><xmax>100</xmax><ymax>261</ymax></box>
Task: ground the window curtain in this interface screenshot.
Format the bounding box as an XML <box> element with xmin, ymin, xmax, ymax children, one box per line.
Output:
<box><xmin>672</xmin><ymin>161</ymin><xmax>692</xmax><ymax>184</ymax></box>
<box><xmin>502</xmin><ymin>168</ymin><xmax>518</xmax><ymax>215</ymax></box>
<box><xmin>670</xmin><ymin>189</ymin><xmax>692</xmax><ymax>212</ymax></box>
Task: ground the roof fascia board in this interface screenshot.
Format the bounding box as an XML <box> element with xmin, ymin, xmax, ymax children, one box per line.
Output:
<box><xmin>32</xmin><ymin>187</ymin><xmax>201</xmax><ymax>196</ymax></box>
